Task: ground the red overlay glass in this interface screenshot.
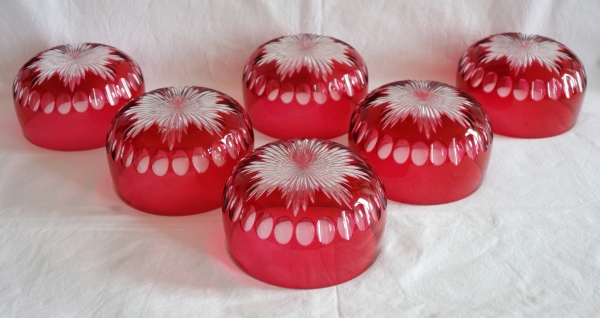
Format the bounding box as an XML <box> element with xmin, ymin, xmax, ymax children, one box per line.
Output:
<box><xmin>457</xmin><ymin>32</ymin><xmax>586</xmax><ymax>138</ymax></box>
<box><xmin>13</xmin><ymin>43</ymin><xmax>145</xmax><ymax>150</ymax></box>
<box><xmin>223</xmin><ymin>139</ymin><xmax>386</xmax><ymax>288</ymax></box>
<box><xmin>349</xmin><ymin>80</ymin><xmax>493</xmax><ymax>205</ymax></box>
<box><xmin>107</xmin><ymin>87</ymin><xmax>254</xmax><ymax>216</ymax></box>
<box><xmin>242</xmin><ymin>34</ymin><xmax>368</xmax><ymax>139</ymax></box>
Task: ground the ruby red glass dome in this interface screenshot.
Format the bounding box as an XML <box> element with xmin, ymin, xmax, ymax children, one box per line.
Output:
<box><xmin>223</xmin><ymin>139</ymin><xmax>386</xmax><ymax>288</ymax></box>
<box><xmin>13</xmin><ymin>43</ymin><xmax>145</xmax><ymax>150</ymax></box>
<box><xmin>349</xmin><ymin>80</ymin><xmax>493</xmax><ymax>205</ymax></box>
<box><xmin>242</xmin><ymin>34</ymin><xmax>368</xmax><ymax>139</ymax></box>
<box><xmin>107</xmin><ymin>86</ymin><xmax>254</xmax><ymax>216</ymax></box>
<box><xmin>456</xmin><ymin>32</ymin><xmax>586</xmax><ymax>138</ymax></box>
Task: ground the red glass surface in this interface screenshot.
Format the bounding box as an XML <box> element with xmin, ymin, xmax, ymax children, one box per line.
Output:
<box><xmin>13</xmin><ymin>43</ymin><xmax>145</xmax><ymax>150</ymax></box>
<box><xmin>349</xmin><ymin>80</ymin><xmax>493</xmax><ymax>205</ymax></box>
<box><xmin>457</xmin><ymin>32</ymin><xmax>586</xmax><ymax>138</ymax></box>
<box><xmin>223</xmin><ymin>139</ymin><xmax>386</xmax><ymax>288</ymax></box>
<box><xmin>242</xmin><ymin>34</ymin><xmax>368</xmax><ymax>139</ymax></box>
<box><xmin>107</xmin><ymin>87</ymin><xmax>254</xmax><ymax>216</ymax></box>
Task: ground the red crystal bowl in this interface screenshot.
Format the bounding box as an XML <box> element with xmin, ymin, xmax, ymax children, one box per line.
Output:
<box><xmin>223</xmin><ymin>139</ymin><xmax>386</xmax><ymax>288</ymax></box>
<box><xmin>243</xmin><ymin>34</ymin><xmax>368</xmax><ymax>139</ymax></box>
<box><xmin>107</xmin><ymin>87</ymin><xmax>254</xmax><ymax>216</ymax></box>
<box><xmin>349</xmin><ymin>80</ymin><xmax>493</xmax><ymax>205</ymax></box>
<box><xmin>457</xmin><ymin>32</ymin><xmax>586</xmax><ymax>138</ymax></box>
<box><xmin>13</xmin><ymin>43</ymin><xmax>145</xmax><ymax>150</ymax></box>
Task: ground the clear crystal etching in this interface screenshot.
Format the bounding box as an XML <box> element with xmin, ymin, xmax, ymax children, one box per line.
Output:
<box><xmin>480</xmin><ymin>33</ymin><xmax>569</xmax><ymax>74</ymax></box>
<box><xmin>124</xmin><ymin>87</ymin><xmax>234</xmax><ymax>150</ymax></box>
<box><xmin>29</xmin><ymin>43</ymin><xmax>124</xmax><ymax>91</ymax></box>
<box><xmin>244</xmin><ymin>139</ymin><xmax>368</xmax><ymax>214</ymax></box>
<box><xmin>369</xmin><ymin>80</ymin><xmax>473</xmax><ymax>139</ymax></box>
<box><xmin>258</xmin><ymin>34</ymin><xmax>353</xmax><ymax>80</ymax></box>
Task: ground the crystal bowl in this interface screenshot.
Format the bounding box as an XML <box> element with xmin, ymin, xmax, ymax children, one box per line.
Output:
<box><xmin>13</xmin><ymin>43</ymin><xmax>145</xmax><ymax>150</ymax></box>
<box><xmin>242</xmin><ymin>34</ymin><xmax>368</xmax><ymax>139</ymax></box>
<box><xmin>457</xmin><ymin>32</ymin><xmax>586</xmax><ymax>138</ymax></box>
<box><xmin>349</xmin><ymin>80</ymin><xmax>493</xmax><ymax>205</ymax></box>
<box><xmin>107</xmin><ymin>86</ymin><xmax>254</xmax><ymax>215</ymax></box>
<box><xmin>223</xmin><ymin>139</ymin><xmax>386</xmax><ymax>288</ymax></box>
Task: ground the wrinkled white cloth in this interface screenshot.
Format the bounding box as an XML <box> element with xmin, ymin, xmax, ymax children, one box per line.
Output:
<box><xmin>0</xmin><ymin>0</ymin><xmax>599</xmax><ymax>317</ymax></box>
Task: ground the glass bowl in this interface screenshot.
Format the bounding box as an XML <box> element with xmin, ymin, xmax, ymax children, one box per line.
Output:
<box><xmin>349</xmin><ymin>80</ymin><xmax>493</xmax><ymax>205</ymax></box>
<box><xmin>107</xmin><ymin>86</ymin><xmax>254</xmax><ymax>216</ymax></box>
<box><xmin>223</xmin><ymin>139</ymin><xmax>386</xmax><ymax>288</ymax></box>
<box><xmin>456</xmin><ymin>32</ymin><xmax>586</xmax><ymax>138</ymax></box>
<box><xmin>13</xmin><ymin>43</ymin><xmax>144</xmax><ymax>150</ymax></box>
<box><xmin>242</xmin><ymin>34</ymin><xmax>368</xmax><ymax>139</ymax></box>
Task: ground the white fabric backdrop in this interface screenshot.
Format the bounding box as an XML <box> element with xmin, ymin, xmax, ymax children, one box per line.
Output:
<box><xmin>1</xmin><ymin>0</ymin><xmax>599</xmax><ymax>317</ymax></box>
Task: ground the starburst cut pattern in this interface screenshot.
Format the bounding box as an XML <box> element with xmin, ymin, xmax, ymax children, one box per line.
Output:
<box><xmin>258</xmin><ymin>34</ymin><xmax>353</xmax><ymax>80</ymax></box>
<box><xmin>244</xmin><ymin>139</ymin><xmax>368</xmax><ymax>215</ymax></box>
<box><xmin>29</xmin><ymin>43</ymin><xmax>123</xmax><ymax>91</ymax></box>
<box><xmin>370</xmin><ymin>81</ymin><xmax>473</xmax><ymax>139</ymax></box>
<box><xmin>124</xmin><ymin>87</ymin><xmax>234</xmax><ymax>149</ymax></box>
<box><xmin>480</xmin><ymin>33</ymin><xmax>569</xmax><ymax>74</ymax></box>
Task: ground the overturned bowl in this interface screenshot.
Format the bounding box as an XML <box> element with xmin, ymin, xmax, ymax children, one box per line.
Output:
<box><xmin>107</xmin><ymin>86</ymin><xmax>254</xmax><ymax>216</ymax></box>
<box><xmin>242</xmin><ymin>34</ymin><xmax>368</xmax><ymax>139</ymax></box>
<box><xmin>349</xmin><ymin>80</ymin><xmax>493</xmax><ymax>205</ymax></box>
<box><xmin>13</xmin><ymin>43</ymin><xmax>144</xmax><ymax>150</ymax></box>
<box><xmin>223</xmin><ymin>139</ymin><xmax>386</xmax><ymax>288</ymax></box>
<box><xmin>457</xmin><ymin>32</ymin><xmax>586</xmax><ymax>138</ymax></box>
